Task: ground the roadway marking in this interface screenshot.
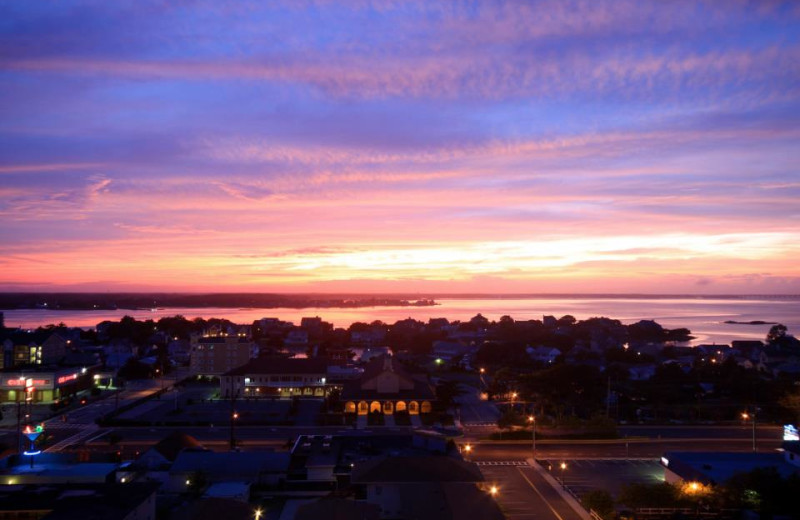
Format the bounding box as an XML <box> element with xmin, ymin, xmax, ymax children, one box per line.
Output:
<box><xmin>475</xmin><ymin>460</ymin><xmax>529</xmax><ymax>466</ymax></box>
<box><xmin>516</xmin><ymin>466</ymin><xmax>566</xmax><ymax>520</ymax></box>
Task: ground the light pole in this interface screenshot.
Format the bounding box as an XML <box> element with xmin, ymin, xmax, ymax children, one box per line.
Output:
<box><xmin>741</xmin><ymin>410</ymin><xmax>756</xmax><ymax>452</ymax></box>
<box><xmin>463</xmin><ymin>443</ymin><xmax>472</xmax><ymax>460</ymax></box>
<box><xmin>559</xmin><ymin>462</ymin><xmax>567</xmax><ymax>489</ymax></box>
<box><xmin>230</xmin><ymin>411</ymin><xmax>239</xmax><ymax>450</ymax></box>
<box><xmin>528</xmin><ymin>415</ymin><xmax>536</xmax><ymax>458</ymax></box>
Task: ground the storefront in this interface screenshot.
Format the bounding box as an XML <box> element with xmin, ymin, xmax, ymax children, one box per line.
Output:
<box><xmin>0</xmin><ymin>368</ymin><xmax>94</xmax><ymax>403</ymax></box>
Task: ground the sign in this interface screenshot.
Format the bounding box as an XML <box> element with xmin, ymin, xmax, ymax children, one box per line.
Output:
<box><xmin>784</xmin><ymin>424</ymin><xmax>799</xmax><ymax>442</ymax></box>
<box><xmin>57</xmin><ymin>373</ymin><xmax>78</xmax><ymax>385</ymax></box>
<box><xmin>6</xmin><ymin>379</ymin><xmax>47</xmax><ymax>387</ymax></box>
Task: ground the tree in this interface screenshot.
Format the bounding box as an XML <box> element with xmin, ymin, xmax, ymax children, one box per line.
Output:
<box><xmin>767</xmin><ymin>324</ymin><xmax>787</xmax><ymax>344</ymax></box>
<box><xmin>618</xmin><ymin>482</ymin><xmax>680</xmax><ymax>509</ymax></box>
<box><xmin>497</xmin><ymin>409</ymin><xmax>524</xmax><ymax>431</ymax></box>
<box><xmin>779</xmin><ymin>389</ymin><xmax>800</xmax><ymax>424</ymax></box>
<box><xmin>582</xmin><ymin>490</ymin><xmax>614</xmax><ymax>519</ymax></box>
<box><xmin>435</xmin><ymin>380</ymin><xmax>465</xmax><ymax>411</ymax></box>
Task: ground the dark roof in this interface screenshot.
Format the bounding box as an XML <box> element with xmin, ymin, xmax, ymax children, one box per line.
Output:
<box><xmin>397</xmin><ymin>483</ymin><xmax>505</xmax><ymax>520</ymax></box>
<box><xmin>0</xmin><ymin>483</ymin><xmax>158</xmax><ymax>520</ymax></box>
<box><xmin>170</xmin><ymin>451</ymin><xmax>290</xmax><ymax>478</ymax></box>
<box><xmin>296</xmin><ymin>498</ymin><xmax>380</xmax><ymax>520</ymax></box>
<box><xmin>351</xmin><ymin>456</ymin><xmax>483</xmax><ymax>484</ymax></box>
<box><xmin>360</xmin><ymin>355</ymin><xmax>412</xmax><ymax>381</ymax></box>
<box><xmin>340</xmin><ymin>354</ymin><xmax>435</xmax><ymax>401</ymax></box>
<box><xmin>340</xmin><ymin>376</ymin><xmax>435</xmax><ymax>401</ymax></box>
<box><xmin>152</xmin><ymin>431</ymin><xmax>205</xmax><ymax>461</ymax></box>
<box><xmin>663</xmin><ymin>451</ymin><xmax>795</xmax><ymax>485</ymax></box>
<box><xmin>195</xmin><ymin>336</ymin><xmax>253</xmax><ymax>344</ymax></box>
<box><xmin>170</xmin><ymin>498</ymin><xmax>255</xmax><ymax>520</ymax></box>
<box><xmin>224</xmin><ymin>356</ymin><xmax>329</xmax><ymax>376</ymax></box>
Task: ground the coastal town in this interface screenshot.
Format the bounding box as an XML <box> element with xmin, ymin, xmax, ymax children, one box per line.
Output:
<box><xmin>1</xmin><ymin>309</ymin><xmax>799</xmax><ymax>519</ymax></box>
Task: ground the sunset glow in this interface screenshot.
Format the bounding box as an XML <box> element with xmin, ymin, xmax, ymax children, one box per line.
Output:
<box><xmin>1</xmin><ymin>1</ymin><xmax>799</xmax><ymax>293</ymax></box>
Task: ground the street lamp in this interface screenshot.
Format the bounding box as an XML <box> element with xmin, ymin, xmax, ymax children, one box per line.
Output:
<box><xmin>559</xmin><ymin>462</ymin><xmax>567</xmax><ymax>489</ymax></box>
<box><xmin>254</xmin><ymin>507</ymin><xmax>263</xmax><ymax>520</ymax></box>
<box><xmin>463</xmin><ymin>443</ymin><xmax>472</xmax><ymax>460</ymax></box>
<box><xmin>489</xmin><ymin>485</ymin><xmax>499</xmax><ymax>497</ymax></box>
<box><xmin>741</xmin><ymin>410</ymin><xmax>756</xmax><ymax>452</ymax></box>
<box><xmin>230</xmin><ymin>411</ymin><xmax>239</xmax><ymax>450</ymax></box>
<box><xmin>528</xmin><ymin>415</ymin><xmax>536</xmax><ymax>458</ymax></box>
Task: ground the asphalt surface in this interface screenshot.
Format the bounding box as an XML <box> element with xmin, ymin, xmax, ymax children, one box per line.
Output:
<box><xmin>479</xmin><ymin>464</ymin><xmax>584</xmax><ymax>520</ymax></box>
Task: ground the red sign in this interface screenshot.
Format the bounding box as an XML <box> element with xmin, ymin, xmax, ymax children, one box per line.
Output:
<box><xmin>6</xmin><ymin>379</ymin><xmax>47</xmax><ymax>386</ymax></box>
<box><xmin>57</xmin><ymin>374</ymin><xmax>78</xmax><ymax>385</ymax></box>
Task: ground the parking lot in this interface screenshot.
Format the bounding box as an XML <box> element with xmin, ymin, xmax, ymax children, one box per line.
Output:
<box><xmin>538</xmin><ymin>458</ymin><xmax>664</xmax><ymax>499</ymax></box>
<box><xmin>116</xmin><ymin>385</ymin><xmax>323</xmax><ymax>426</ymax></box>
<box><xmin>478</xmin><ymin>463</ymin><xmax>584</xmax><ymax>520</ymax></box>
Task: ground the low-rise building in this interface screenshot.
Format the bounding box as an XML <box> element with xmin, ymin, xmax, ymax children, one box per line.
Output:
<box><xmin>220</xmin><ymin>357</ymin><xmax>331</xmax><ymax>398</ymax></box>
<box><xmin>1</xmin><ymin>331</ymin><xmax>68</xmax><ymax>369</ymax></box>
<box><xmin>0</xmin><ymin>483</ymin><xmax>158</xmax><ymax>520</ymax></box>
<box><xmin>351</xmin><ymin>456</ymin><xmax>503</xmax><ymax>520</ymax></box>
<box><xmin>0</xmin><ymin>366</ymin><xmax>95</xmax><ymax>403</ymax></box>
<box><xmin>341</xmin><ymin>355</ymin><xmax>435</xmax><ymax>416</ymax></box>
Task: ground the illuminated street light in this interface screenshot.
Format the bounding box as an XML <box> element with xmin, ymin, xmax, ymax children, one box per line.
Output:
<box><xmin>741</xmin><ymin>409</ymin><xmax>757</xmax><ymax>452</ymax></box>
<box><xmin>463</xmin><ymin>444</ymin><xmax>472</xmax><ymax>459</ymax></box>
<box><xmin>559</xmin><ymin>462</ymin><xmax>567</xmax><ymax>488</ymax></box>
<box><xmin>254</xmin><ymin>507</ymin><xmax>263</xmax><ymax>520</ymax></box>
<box><xmin>528</xmin><ymin>415</ymin><xmax>536</xmax><ymax>457</ymax></box>
<box><xmin>489</xmin><ymin>485</ymin><xmax>499</xmax><ymax>497</ymax></box>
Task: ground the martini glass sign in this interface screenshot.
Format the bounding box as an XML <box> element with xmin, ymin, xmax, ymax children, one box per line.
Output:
<box><xmin>24</xmin><ymin>424</ymin><xmax>44</xmax><ymax>459</ymax></box>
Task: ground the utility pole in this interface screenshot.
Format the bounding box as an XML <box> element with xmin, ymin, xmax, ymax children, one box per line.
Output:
<box><xmin>229</xmin><ymin>393</ymin><xmax>238</xmax><ymax>450</ymax></box>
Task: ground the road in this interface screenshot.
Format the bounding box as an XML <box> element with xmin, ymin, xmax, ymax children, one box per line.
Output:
<box><xmin>480</xmin><ymin>463</ymin><xmax>584</xmax><ymax>520</ymax></box>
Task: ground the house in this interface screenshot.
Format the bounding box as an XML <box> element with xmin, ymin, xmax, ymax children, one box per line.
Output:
<box><xmin>295</xmin><ymin>497</ymin><xmax>380</xmax><ymax>520</ymax></box>
<box><xmin>284</xmin><ymin>329</ymin><xmax>309</xmax><ymax>347</ymax></box>
<box><xmin>1</xmin><ymin>330</ymin><xmax>68</xmax><ymax>368</ymax></box>
<box><xmin>220</xmin><ymin>357</ymin><xmax>331</xmax><ymax>398</ymax></box>
<box><xmin>0</xmin><ymin>483</ymin><xmax>158</xmax><ymax>520</ymax></box>
<box><xmin>341</xmin><ymin>355</ymin><xmax>435</xmax><ymax>416</ymax></box>
<box><xmin>432</xmin><ymin>340</ymin><xmax>474</xmax><ymax>362</ymax></box>
<box><xmin>527</xmin><ymin>346</ymin><xmax>561</xmax><ymax>364</ymax></box>
<box><xmin>169</xmin><ymin>497</ymin><xmax>256</xmax><ymax>520</ymax></box>
<box><xmin>136</xmin><ymin>431</ymin><xmax>206</xmax><ymax>470</ymax></box>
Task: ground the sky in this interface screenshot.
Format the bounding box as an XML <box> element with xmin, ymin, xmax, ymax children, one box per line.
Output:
<box><xmin>1</xmin><ymin>0</ymin><xmax>799</xmax><ymax>294</ymax></box>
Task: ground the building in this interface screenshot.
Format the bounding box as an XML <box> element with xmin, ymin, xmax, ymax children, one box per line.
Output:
<box><xmin>1</xmin><ymin>331</ymin><xmax>68</xmax><ymax>369</ymax></box>
<box><xmin>0</xmin><ymin>367</ymin><xmax>95</xmax><ymax>403</ymax></box>
<box><xmin>0</xmin><ymin>483</ymin><xmax>158</xmax><ymax>520</ymax></box>
<box><xmin>220</xmin><ymin>357</ymin><xmax>331</xmax><ymax>398</ymax></box>
<box><xmin>341</xmin><ymin>355</ymin><xmax>435</xmax><ymax>416</ymax></box>
<box><xmin>661</xmin><ymin>451</ymin><xmax>799</xmax><ymax>486</ymax></box>
<box><xmin>166</xmin><ymin>451</ymin><xmax>290</xmax><ymax>493</ymax></box>
<box><xmin>190</xmin><ymin>333</ymin><xmax>257</xmax><ymax>376</ymax></box>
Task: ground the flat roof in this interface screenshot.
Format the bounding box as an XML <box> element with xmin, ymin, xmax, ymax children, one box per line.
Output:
<box><xmin>663</xmin><ymin>451</ymin><xmax>797</xmax><ymax>485</ymax></box>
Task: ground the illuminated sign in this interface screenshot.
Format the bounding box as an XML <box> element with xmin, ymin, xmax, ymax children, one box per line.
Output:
<box><xmin>784</xmin><ymin>424</ymin><xmax>799</xmax><ymax>442</ymax></box>
<box><xmin>6</xmin><ymin>379</ymin><xmax>47</xmax><ymax>386</ymax></box>
<box><xmin>57</xmin><ymin>373</ymin><xmax>78</xmax><ymax>385</ymax></box>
